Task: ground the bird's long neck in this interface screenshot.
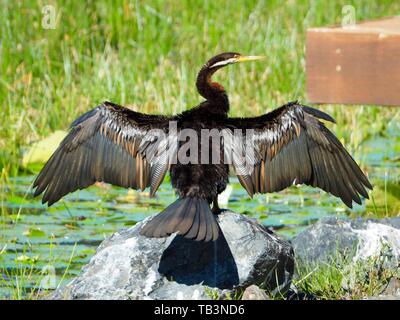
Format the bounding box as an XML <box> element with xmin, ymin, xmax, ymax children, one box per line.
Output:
<box><xmin>196</xmin><ymin>66</ymin><xmax>229</xmax><ymax>114</ymax></box>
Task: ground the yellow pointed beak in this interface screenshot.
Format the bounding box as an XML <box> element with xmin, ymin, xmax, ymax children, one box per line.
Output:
<box><xmin>235</xmin><ymin>55</ymin><xmax>265</xmax><ymax>63</ymax></box>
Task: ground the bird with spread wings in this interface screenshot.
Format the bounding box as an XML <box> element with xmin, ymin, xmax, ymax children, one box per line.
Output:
<box><xmin>34</xmin><ymin>52</ymin><xmax>372</xmax><ymax>242</ymax></box>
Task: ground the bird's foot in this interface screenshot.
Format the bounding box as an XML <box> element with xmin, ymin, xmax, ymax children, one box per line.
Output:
<box><xmin>212</xmin><ymin>207</ymin><xmax>227</xmax><ymax>215</ymax></box>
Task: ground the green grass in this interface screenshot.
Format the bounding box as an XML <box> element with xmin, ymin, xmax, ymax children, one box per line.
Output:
<box><xmin>205</xmin><ymin>247</ymin><xmax>399</xmax><ymax>300</ymax></box>
<box><xmin>294</xmin><ymin>245</ymin><xmax>400</xmax><ymax>300</ymax></box>
<box><xmin>0</xmin><ymin>237</ymin><xmax>77</xmax><ymax>300</ymax></box>
<box><xmin>0</xmin><ymin>0</ymin><xmax>399</xmax><ymax>300</ymax></box>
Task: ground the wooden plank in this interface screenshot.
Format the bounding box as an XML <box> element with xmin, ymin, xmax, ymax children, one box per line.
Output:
<box><xmin>308</xmin><ymin>16</ymin><xmax>400</xmax><ymax>34</ymax></box>
<box><xmin>306</xmin><ymin>17</ymin><xmax>400</xmax><ymax>106</ymax></box>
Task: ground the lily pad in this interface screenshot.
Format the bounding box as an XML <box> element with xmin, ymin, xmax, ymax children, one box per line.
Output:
<box><xmin>15</xmin><ymin>255</ymin><xmax>39</xmax><ymax>263</ymax></box>
<box><xmin>23</xmin><ymin>227</ymin><xmax>46</xmax><ymax>237</ymax></box>
<box><xmin>21</xmin><ymin>130</ymin><xmax>67</xmax><ymax>168</ymax></box>
<box><xmin>366</xmin><ymin>181</ymin><xmax>400</xmax><ymax>217</ymax></box>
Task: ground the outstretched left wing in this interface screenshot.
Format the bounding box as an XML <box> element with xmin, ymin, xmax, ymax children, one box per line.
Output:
<box><xmin>225</xmin><ymin>101</ymin><xmax>372</xmax><ymax>208</ymax></box>
<box><xmin>33</xmin><ymin>101</ymin><xmax>175</xmax><ymax>206</ymax></box>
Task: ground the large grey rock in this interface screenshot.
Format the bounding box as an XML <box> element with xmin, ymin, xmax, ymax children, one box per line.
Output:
<box><xmin>292</xmin><ymin>217</ymin><xmax>400</xmax><ymax>299</ymax></box>
<box><xmin>52</xmin><ymin>210</ymin><xmax>294</xmax><ymax>300</ymax></box>
<box><xmin>292</xmin><ymin>216</ymin><xmax>400</xmax><ymax>269</ymax></box>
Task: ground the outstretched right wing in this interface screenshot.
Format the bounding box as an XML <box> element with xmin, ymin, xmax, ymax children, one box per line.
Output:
<box><xmin>33</xmin><ymin>101</ymin><xmax>175</xmax><ymax>206</ymax></box>
<box><xmin>225</xmin><ymin>101</ymin><xmax>372</xmax><ymax>208</ymax></box>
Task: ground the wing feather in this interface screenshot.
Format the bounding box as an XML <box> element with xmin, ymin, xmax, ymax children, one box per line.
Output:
<box><xmin>33</xmin><ymin>101</ymin><xmax>175</xmax><ymax>205</ymax></box>
<box><xmin>225</xmin><ymin>102</ymin><xmax>372</xmax><ymax>208</ymax></box>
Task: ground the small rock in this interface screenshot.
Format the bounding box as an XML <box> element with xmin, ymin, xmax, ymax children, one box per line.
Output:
<box><xmin>381</xmin><ymin>277</ymin><xmax>400</xmax><ymax>297</ymax></box>
<box><xmin>242</xmin><ymin>285</ymin><xmax>269</xmax><ymax>300</ymax></box>
<box><xmin>364</xmin><ymin>295</ymin><xmax>400</xmax><ymax>300</ymax></box>
<box><xmin>51</xmin><ymin>210</ymin><xmax>294</xmax><ymax>300</ymax></box>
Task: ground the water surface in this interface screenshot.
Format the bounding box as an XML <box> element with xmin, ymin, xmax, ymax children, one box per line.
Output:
<box><xmin>0</xmin><ymin>120</ymin><xmax>398</xmax><ymax>298</ymax></box>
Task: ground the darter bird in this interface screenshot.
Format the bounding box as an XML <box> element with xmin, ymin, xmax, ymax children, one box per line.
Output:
<box><xmin>33</xmin><ymin>52</ymin><xmax>372</xmax><ymax>242</ymax></box>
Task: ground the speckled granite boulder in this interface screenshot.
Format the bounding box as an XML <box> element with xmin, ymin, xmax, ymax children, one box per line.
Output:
<box><xmin>292</xmin><ymin>216</ymin><xmax>400</xmax><ymax>269</ymax></box>
<box><xmin>51</xmin><ymin>210</ymin><xmax>294</xmax><ymax>300</ymax></box>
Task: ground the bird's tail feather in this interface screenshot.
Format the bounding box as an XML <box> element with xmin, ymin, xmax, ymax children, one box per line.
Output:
<box><xmin>140</xmin><ymin>197</ymin><xmax>219</xmax><ymax>241</ymax></box>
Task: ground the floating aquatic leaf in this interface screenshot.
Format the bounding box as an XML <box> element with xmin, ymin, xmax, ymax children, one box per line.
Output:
<box><xmin>64</xmin><ymin>223</ymin><xmax>80</xmax><ymax>230</ymax></box>
<box><xmin>21</xmin><ymin>130</ymin><xmax>67</xmax><ymax>168</ymax></box>
<box><xmin>23</xmin><ymin>227</ymin><xmax>46</xmax><ymax>237</ymax></box>
<box><xmin>124</xmin><ymin>221</ymin><xmax>137</xmax><ymax>226</ymax></box>
<box><xmin>6</xmin><ymin>194</ymin><xmax>29</xmax><ymax>205</ymax></box>
<box><xmin>365</xmin><ymin>181</ymin><xmax>400</xmax><ymax>217</ymax></box>
<box><xmin>15</xmin><ymin>255</ymin><xmax>39</xmax><ymax>263</ymax></box>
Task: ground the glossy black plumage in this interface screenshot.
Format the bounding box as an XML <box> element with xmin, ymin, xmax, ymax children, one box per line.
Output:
<box><xmin>33</xmin><ymin>52</ymin><xmax>372</xmax><ymax>242</ymax></box>
<box><xmin>226</xmin><ymin>101</ymin><xmax>372</xmax><ymax>208</ymax></box>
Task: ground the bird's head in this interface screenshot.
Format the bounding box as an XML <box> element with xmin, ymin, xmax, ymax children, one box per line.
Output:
<box><xmin>196</xmin><ymin>52</ymin><xmax>264</xmax><ymax>105</ymax></box>
<box><xmin>205</xmin><ymin>52</ymin><xmax>265</xmax><ymax>70</ymax></box>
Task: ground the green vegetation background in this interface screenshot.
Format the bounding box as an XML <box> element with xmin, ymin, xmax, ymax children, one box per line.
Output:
<box><xmin>1</xmin><ymin>0</ymin><xmax>399</xmax><ymax>177</ymax></box>
<box><xmin>0</xmin><ymin>0</ymin><xmax>399</xmax><ymax>300</ymax></box>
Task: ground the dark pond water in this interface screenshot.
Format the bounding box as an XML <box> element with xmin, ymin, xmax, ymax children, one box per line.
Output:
<box><xmin>0</xmin><ymin>119</ymin><xmax>399</xmax><ymax>298</ymax></box>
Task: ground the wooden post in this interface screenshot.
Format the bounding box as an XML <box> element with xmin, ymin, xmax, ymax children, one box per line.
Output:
<box><xmin>306</xmin><ymin>16</ymin><xmax>400</xmax><ymax>106</ymax></box>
